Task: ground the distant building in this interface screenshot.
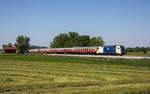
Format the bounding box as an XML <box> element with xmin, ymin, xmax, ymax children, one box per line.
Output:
<box><xmin>3</xmin><ymin>47</ymin><xmax>17</xmax><ymax>53</ymax></box>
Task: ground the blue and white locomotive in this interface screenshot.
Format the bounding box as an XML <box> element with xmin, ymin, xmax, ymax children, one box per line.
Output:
<box><xmin>97</xmin><ymin>45</ymin><xmax>126</xmax><ymax>55</ymax></box>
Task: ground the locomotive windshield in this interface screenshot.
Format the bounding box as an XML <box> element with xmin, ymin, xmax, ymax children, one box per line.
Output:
<box><xmin>120</xmin><ymin>46</ymin><xmax>125</xmax><ymax>50</ymax></box>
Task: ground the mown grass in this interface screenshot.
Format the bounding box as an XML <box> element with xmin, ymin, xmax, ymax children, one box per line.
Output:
<box><xmin>0</xmin><ymin>54</ymin><xmax>150</xmax><ymax>94</ymax></box>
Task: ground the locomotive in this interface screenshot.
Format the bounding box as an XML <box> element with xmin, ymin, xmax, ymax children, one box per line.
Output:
<box><xmin>29</xmin><ymin>45</ymin><xmax>126</xmax><ymax>55</ymax></box>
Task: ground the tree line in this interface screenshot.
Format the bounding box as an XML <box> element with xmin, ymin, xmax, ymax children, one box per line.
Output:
<box><xmin>30</xmin><ymin>45</ymin><xmax>48</xmax><ymax>49</ymax></box>
<box><xmin>50</xmin><ymin>32</ymin><xmax>104</xmax><ymax>48</ymax></box>
<box><xmin>126</xmin><ymin>47</ymin><xmax>150</xmax><ymax>54</ymax></box>
<box><xmin>2</xmin><ymin>32</ymin><xmax>104</xmax><ymax>54</ymax></box>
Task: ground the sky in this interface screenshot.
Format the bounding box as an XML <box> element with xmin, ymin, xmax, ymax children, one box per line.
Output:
<box><xmin>0</xmin><ymin>0</ymin><xmax>150</xmax><ymax>49</ymax></box>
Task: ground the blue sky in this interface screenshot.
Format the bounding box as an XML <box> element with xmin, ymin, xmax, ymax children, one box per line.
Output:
<box><xmin>0</xmin><ymin>0</ymin><xmax>150</xmax><ymax>48</ymax></box>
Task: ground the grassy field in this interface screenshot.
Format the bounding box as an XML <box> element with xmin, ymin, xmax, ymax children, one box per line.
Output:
<box><xmin>126</xmin><ymin>52</ymin><xmax>150</xmax><ymax>57</ymax></box>
<box><xmin>0</xmin><ymin>51</ymin><xmax>4</xmax><ymax>54</ymax></box>
<box><xmin>0</xmin><ymin>54</ymin><xmax>150</xmax><ymax>94</ymax></box>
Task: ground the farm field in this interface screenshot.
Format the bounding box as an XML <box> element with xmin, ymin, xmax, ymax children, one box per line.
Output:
<box><xmin>126</xmin><ymin>52</ymin><xmax>150</xmax><ymax>57</ymax></box>
<box><xmin>0</xmin><ymin>55</ymin><xmax>150</xmax><ymax>94</ymax></box>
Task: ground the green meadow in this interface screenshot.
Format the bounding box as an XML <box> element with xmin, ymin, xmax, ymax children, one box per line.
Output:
<box><xmin>126</xmin><ymin>52</ymin><xmax>150</xmax><ymax>57</ymax></box>
<box><xmin>0</xmin><ymin>54</ymin><xmax>150</xmax><ymax>94</ymax></box>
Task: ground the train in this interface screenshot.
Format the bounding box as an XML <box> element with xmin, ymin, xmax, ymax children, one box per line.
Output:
<box><xmin>29</xmin><ymin>45</ymin><xmax>126</xmax><ymax>55</ymax></box>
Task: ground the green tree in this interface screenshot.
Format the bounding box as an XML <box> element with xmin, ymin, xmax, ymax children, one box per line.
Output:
<box><xmin>67</xmin><ymin>32</ymin><xmax>79</xmax><ymax>47</ymax></box>
<box><xmin>77</xmin><ymin>35</ymin><xmax>90</xmax><ymax>47</ymax></box>
<box><xmin>2</xmin><ymin>44</ymin><xmax>6</xmax><ymax>49</ymax></box>
<box><xmin>141</xmin><ymin>47</ymin><xmax>147</xmax><ymax>54</ymax></box>
<box><xmin>50</xmin><ymin>32</ymin><xmax>104</xmax><ymax>48</ymax></box>
<box><xmin>89</xmin><ymin>37</ymin><xmax>104</xmax><ymax>46</ymax></box>
<box><xmin>2</xmin><ymin>43</ymin><xmax>13</xmax><ymax>49</ymax></box>
<box><xmin>14</xmin><ymin>35</ymin><xmax>30</xmax><ymax>54</ymax></box>
<box><xmin>51</xmin><ymin>34</ymin><xmax>69</xmax><ymax>48</ymax></box>
<box><xmin>8</xmin><ymin>43</ymin><xmax>13</xmax><ymax>47</ymax></box>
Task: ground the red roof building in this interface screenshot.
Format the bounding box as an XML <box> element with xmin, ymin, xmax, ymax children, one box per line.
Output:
<box><xmin>4</xmin><ymin>47</ymin><xmax>17</xmax><ymax>53</ymax></box>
